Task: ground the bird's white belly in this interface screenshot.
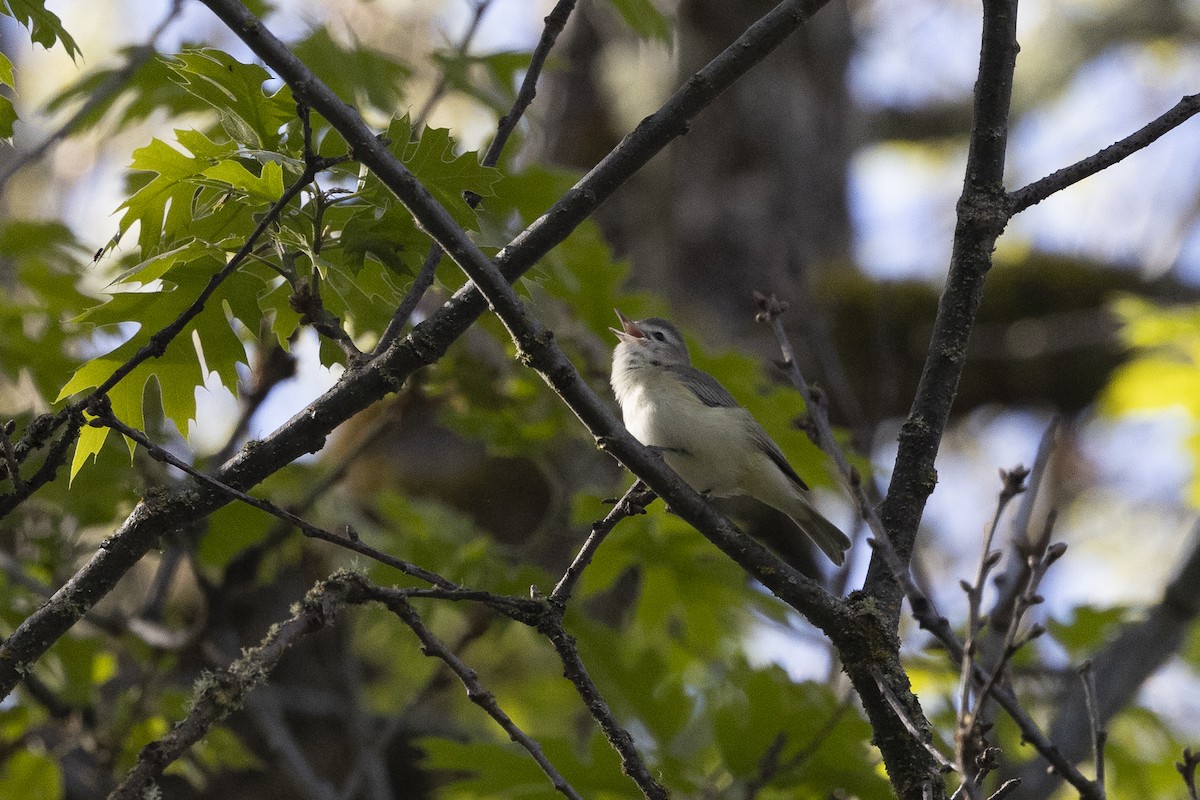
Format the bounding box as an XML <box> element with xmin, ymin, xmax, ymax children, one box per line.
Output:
<box><xmin>620</xmin><ymin>381</ymin><xmax>750</xmax><ymax>496</ymax></box>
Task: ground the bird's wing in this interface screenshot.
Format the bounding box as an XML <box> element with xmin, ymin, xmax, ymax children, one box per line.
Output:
<box><xmin>673</xmin><ymin>365</ymin><xmax>811</xmax><ymax>491</ymax></box>
<box><xmin>672</xmin><ymin>365</ymin><xmax>740</xmax><ymax>408</ymax></box>
<box><xmin>752</xmin><ymin>428</ymin><xmax>810</xmax><ymax>491</ymax></box>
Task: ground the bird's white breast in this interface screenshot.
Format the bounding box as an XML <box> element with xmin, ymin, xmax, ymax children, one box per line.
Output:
<box><xmin>612</xmin><ymin>356</ymin><xmax>756</xmax><ymax>496</ymax></box>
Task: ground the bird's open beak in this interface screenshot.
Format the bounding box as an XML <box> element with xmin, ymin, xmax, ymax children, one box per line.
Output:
<box><xmin>610</xmin><ymin>309</ymin><xmax>645</xmax><ymax>344</ymax></box>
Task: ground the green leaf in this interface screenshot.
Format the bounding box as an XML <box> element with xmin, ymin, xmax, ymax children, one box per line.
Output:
<box><xmin>118</xmin><ymin>716</ymin><xmax>171</xmax><ymax>773</ymax></box>
<box><xmin>366</xmin><ymin>116</ymin><xmax>502</xmax><ymax>232</ymax></box>
<box><xmin>58</xmin><ymin>254</ymin><xmax>264</xmax><ymax>479</ymax></box>
<box><xmin>45</xmin><ymin>49</ymin><xmax>203</xmax><ymax>135</ymax></box>
<box><xmin>710</xmin><ymin>664</ymin><xmax>884</xmax><ymax>797</ymax></box>
<box><xmin>43</xmin><ymin>635</ymin><xmax>117</xmax><ymax>706</ymax></box>
<box><xmin>0</xmin><ymin>52</ymin><xmax>14</xmax><ymax>139</ymax></box>
<box><xmin>0</xmin><ymin>221</ymin><xmax>92</xmax><ymax>398</ymax></box>
<box><xmin>118</xmin><ymin>133</ymin><xmax>237</xmax><ymax>254</ymax></box>
<box><xmin>402</xmin><ymin>123</ymin><xmax>501</xmax><ymax>227</ymax></box>
<box><xmin>1</xmin><ymin>0</ymin><xmax>80</xmax><ymax>59</ymax></box>
<box><xmin>187</xmin><ymin>726</ymin><xmax>264</xmax><ymax>773</ymax></box>
<box><xmin>0</xmin><ymin>750</ymin><xmax>63</xmax><ymax>800</ymax></box>
<box><xmin>431</xmin><ymin>49</ymin><xmax>533</xmax><ymax>115</ymax></box>
<box><xmin>604</xmin><ymin>0</ymin><xmax>672</xmax><ymax>41</ymax></box>
<box><xmin>166</xmin><ymin>49</ymin><xmax>294</xmax><ymax>149</ymax></box>
<box><xmin>68</xmin><ymin>421</ymin><xmax>109</xmax><ymax>483</ymax></box>
<box><xmin>203</xmin><ymin>159</ymin><xmax>285</xmax><ymax>203</ymax></box>
<box><xmin>1047</xmin><ymin>605</ymin><xmax>1132</xmax><ymax>661</ymax></box>
<box><xmin>421</xmin><ymin>733</ymin><xmax>630</xmax><ymax>798</ymax></box>
<box><xmin>292</xmin><ymin>26</ymin><xmax>412</xmax><ymax>113</ymax></box>
<box><xmin>338</xmin><ymin>204</ymin><xmax>430</xmax><ymax>276</ymax></box>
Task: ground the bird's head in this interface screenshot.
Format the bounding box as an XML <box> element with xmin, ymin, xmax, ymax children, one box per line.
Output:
<box><xmin>611</xmin><ymin>310</ymin><xmax>692</xmax><ymax>368</ymax></box>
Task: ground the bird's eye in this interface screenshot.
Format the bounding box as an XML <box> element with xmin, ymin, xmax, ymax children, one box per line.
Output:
<box><xmin>651</xmin><ymin>331</ymin><xmax>666</xmax><ymax>342</ymax></box>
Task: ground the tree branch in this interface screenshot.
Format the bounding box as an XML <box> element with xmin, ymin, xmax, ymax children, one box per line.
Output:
<box><xmin>868</xmin><ymin>0</ymin><xmax>1021</xmax><ymax>626</ymax></box>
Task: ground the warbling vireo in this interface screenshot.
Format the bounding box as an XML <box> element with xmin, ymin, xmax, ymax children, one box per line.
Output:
<box><xmin>610</xmin><ymin>310</ymin><xmax>851</xmax><ymax>566</ymax></box>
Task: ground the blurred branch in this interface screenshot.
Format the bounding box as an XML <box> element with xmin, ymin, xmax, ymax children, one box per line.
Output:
<box><xmin>1179</xmin><ymin>749</ymin><xmax>1200</xmax><ymax>800</ymax></box>
<box><xmin>244</xmin><ymin>690</ymin><xmax>338</xmax><ymax>800</ymax></box>
<box><xmin>1018</xmin><ymin>519</ymin><xmax>1200</xmax><ymax>796</ymax></box>
<box><xmin>109</xmin><ymin>571</ymin><xmax>364</xmax><ymax>800</ymax></box>
<box><xmin>1078</xmin><ymin>661</ymin><xmax>1107</xmax><ymax>799</ymax></box>
<box><xmin>0</xmin><ymin>0</ymin><xmax>184</xmax><ymax>190</ymax></box>
<box><xmin>412</xmin><ymin>0</ymin><xmax>493</xmax><ymax>129</ymax></box>
<box><xmin>1009</xmin><ymin>94</ymin><xmax>1200</xmax><ymax>214</ymax></box>
<box><xmin>744</xmin><ymin>699</ymin><xmax>852</xmax><ymax>799</ymax></box>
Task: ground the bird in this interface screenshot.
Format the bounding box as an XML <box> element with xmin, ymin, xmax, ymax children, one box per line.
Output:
<box><xmin>609</xmin><ymin>310</ymin><xmax>851</xmax><ymax>566</ymax></box>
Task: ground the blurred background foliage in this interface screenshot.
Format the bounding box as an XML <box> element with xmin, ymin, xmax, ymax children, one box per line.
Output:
<box><xmin>0</xmin><ymin>0</ymin><xmax>1198</xmax><ymax>798</ymax></box>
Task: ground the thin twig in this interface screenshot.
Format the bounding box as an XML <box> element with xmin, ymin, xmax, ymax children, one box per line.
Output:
<box><xmin>986</xmin><ymin>779</ymin><xmax>1021</xmax><ymax>800</ymax></box>
<box><xmin>954</xmin><ymin>467</ymin><xmax>1027</xmax><ymax>785</ymax></box>
<box><xmin>88</xmin><ymin>401</ymin><xmax>460</xmax><ymax>590</ymax></box>
<box><xmin>481</xmin><ymin>0</ymin><xmax>577</xmax><ymax>168</ymax></box>
<box><xmin>373</xmin><ymin>245</ymin><xmax>442</xmax><ymax>354</ymax></box>
<box><xmin>536</xmin><ymin>612</ymin><xmax>669</xmax><ymax>800</ymax></box>
<box><xmin>375</xmin><ymin>592</ymin><xmax>585</xmax><ymax>800</ymax></box>
<box><xmin>990</xmin><ymin>416</ymin><xmax>1059</xmax><ymax>634</ymax></box>
<box><xmin>550</xmin><ymin>479</ymin><xmax>654</xmax><ymax>607</ymax></box>
<box><xmin>1009</xmin><ymin>94</ymin><xmax>1200</xmax><ymax>214</ymax></box>
<box><xmin>969</xmin><ymin>522</ymin><xmax>1063</xmax><ymax>723</ymax></box>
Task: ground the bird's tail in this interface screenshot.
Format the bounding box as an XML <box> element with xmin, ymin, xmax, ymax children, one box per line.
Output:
<box><xmin>790</xmin><ymin>500</ymin><xmax>852</xmax><ymax>566</ymax></box>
